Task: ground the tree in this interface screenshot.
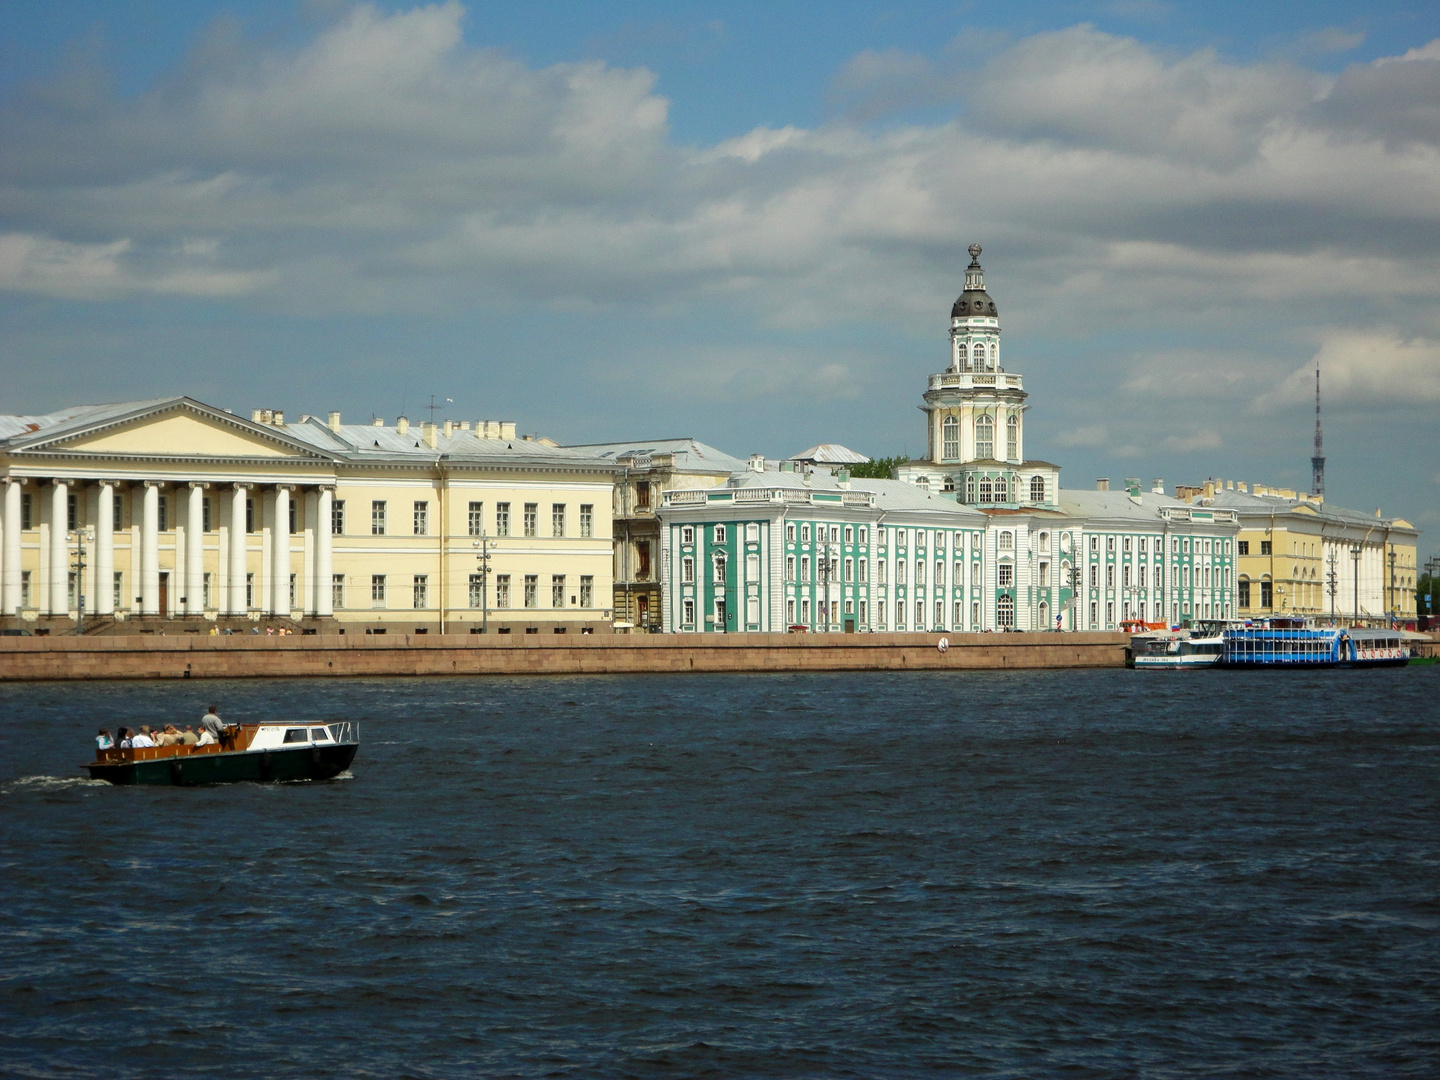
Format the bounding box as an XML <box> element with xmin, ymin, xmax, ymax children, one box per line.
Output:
<box><xmin>850</xmin><ymin>455</ymin><xmax>909</xmax><ymax>479</ymax></box>
<box><xmin>1418</xmin><ymin>567</ymin><xmax>1439</xmax><ymax>621</ymax></box>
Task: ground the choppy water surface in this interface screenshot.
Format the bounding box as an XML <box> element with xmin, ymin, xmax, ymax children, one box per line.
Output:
<box><xmin>2</xmin><ymin>668</ymin><xmax>1438</xmax><ymax>1078</ymax></box>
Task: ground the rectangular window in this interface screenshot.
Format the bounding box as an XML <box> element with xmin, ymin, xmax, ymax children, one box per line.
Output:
<box><xmin>785</xmin><ymin>556</ymin><xmax>795</xmax><ymax>581</ymax></box>
<box><xmin>1123</xmin><ymin>565</ymin><xmax>1132</xmax><ymax>587</ymax></box>
<box><xmin>635</xmin><ymin>481</ymin><xmax>651</xmax><ymax>509</ymax></box>
<box><xmin>496</xmin><ymin>574</ymin><xmax>511</xmax><ymax>608</ymax></box>
<box><xmin>1260</xmin><ymin>540</ymin><xmax>1272</xmax><ymax>555</ymax></box>
<box><xmin>289</xmin><ymin>573</ymin><xmax>296</xmax><ymax>609</ymax></box>
<box><xmin>203</xmin><ymin>498</ymin><xmax>212</xmax><ymax>533</ymax></box>
<box><xmin>897</xmin><ymin>561</ymin><xmax>907</xmax><ymax>585</ymax></box>
<box><xmin>714</xmin><ymin>524</ymin><xmax>727</xmax><ymax>543</ymax></box>
<box><xmin>67</xmin><ymin>493</ymin><xmax>78</xmax><ymax>532</ymax></box>
<box><xmin>746</xmin><ymin>522</ymin><xmax>760</xmax><ymax>543</ymax></box>
<box><xmin>552</xmin><ymin>575</ymin><xmax>565</xmax><ymax>607</ymax></box>
<box><xmin>413</xmin><ymin>575</ymin><xmax>428</xmax><ymax>609</ymax></box>
<box><xmin>746</xmin><ymin>553</ymin><xmax>761</xmax><ymax>582</ymax></box>
<box><xmin>289</xmin><ymin>500</ymin><xmax>297</xmax><ymax>535</ymax></box>
<box><xmin>680</xmin><ymin>525</ymin><xmax>694</xmax><ymax>545</ymax></box>
<box><xmin>1107</xmin><ymin>565</ymin><xmax>1115</xmax><ymax>588</ymax></box>
<box><xmin>371</xmin><ymin>501</ymin><xmax>387</xmax><ymax>535</ymax></box>
<box><xmin>1090</xmin><ymin>535</ymin><xmax>1098</xmax><ymax>553</ymax></box>
<box><xmin>524</xmin><ymin>575</ymin><xmax>538</xmax><ymax>608</ymax></box>
<box><xmin>496</xmin><ymin>502</ymin><xmax>510</xmax><ymax>537</ymax></box>
<box><xmin>1138</xmin><ymin>566</ymin><xmax>1146</xmax><ymax>588</ymax></box>
<box><xmin>1261</xmin><ymin>580</ymin><xmax>1273</xmax><ymax>607</ymax></box>
<box><xmin>859</xmin><ymin>527</ymin><xmax>867</xmax><ymax>545</ymax></box>
<box><xmin>636</xmin><ymin>541</ymin><xmax>652</xmax><ymax>578</ymax></box>
<box><xmin>332</xmin><ymin>499</ymin><xmax>345</xmax><ymax>535</ymax></box>
<box><xmin>683</xmin><ymin>597</ymin><xmax>695</xmax><ymax>626</ymax></box>
<box><xmin>916</xmin><ymin>561</ymin><xmax>926</xmax><ymax>586</ymax></box>
<box><xmin>998</xmin><ymin>564</ymin><xmax>1013</xmax><ymax>587</ymax></box>
<box><xmin>333</xmin><ymin>574</ymin><xmax>345</xmax><ymax>610</ymax></box>
<box><xmin>158</xmin><ymin>496</ymin><xmax>168</xmax><ymax>532</ymax></box>
<box><xmin>21</xmin><ymin>493</ymin><xmax>32</xmax><ymax>530</ymax></box>
<box><xmin>113</xmin><ymin>493</ymin><xmax>123</xmax><ymax>532</ymax></box>
<box><xmin>1139</xmin><ymin>537</ymin><xmax>1147</xmax><ymax>554</ymax></box>
<box><xmin>787</xmin><ymin>598</ymin><xmax>796</xmax><ymax>625</ymax></box>
<box><xmin>1106</xmin><ymin>536</ymin><xmax>1114</xmax><ymax>552</ymax></box>
<box><xmin>580</xmin><ymin>576</ymin><xmax>593</xmax><ymax>607</ymax></box>
<box><xmin>246</xmin><ymin>498</ymin><xmax>255</xmax><ymax>534</ymax></box>
<box><xmin>786</xmin><ymin>523</ymin><xmax>796</xmax><ymax>543</ymax></box>
<box><xmin>860</xmin><ymin>560</ymin><xmax>868</xmax><ymax>584</ymax></box>
<box><xmin>371</xmin><ymin>574</ymin><xmax>386</xmax><ymax>607</ymax></box>
<box><xmin>580</xmin><ymin>504</ymin><xmax>594</xmax><ymax>538</ymax></box>
<box><xmin>413</xmin><ymin>501</ymin><xmax>429</xmax><ymax>536</ymax></box>
<box><xmin>1089</xmin><ymin>565</ymin><xmax>1098</xmax><ymax>587</ymax></box>
<box><xmin>802</xmin><ymin>598</ymin><xmax>811</xmax><ymax>624</ymax></box>
<box><xmin>878</xmin><ymin>561</ymin><xmax>887</xmax><ymax>586</ymax></box>
<box><xmin>68</xmin><ymin>571</ymin><xmax>76</xmax><ymax>609</ymax></box>
<box><xmin>203</xmin><ymin>572</ymin><xmax>212</xmax><ymax>608</ymax></box>
<box><xmin>468</xmin><ymin>574</ymin><xmax>484</xmax><ymax>608</ymax></box>
<box><xmin>19</xmin><ymin>570</ymin><xmax>31</xmax><ymax>607</ymax></box>
<box><xmin>683</xmin><ymin>556</ymin><xmax>695</xmax><ymax>584</ymax></box>
<box><xmin>801</xmin><ymin>556</ymin><xmax>811</xmax><ymax>582</ymax></box>
<box><xmin>113</xmin><ymin>572</ymin><xmax>123</xmax><ymax>611</ymax></box>
<box><xmin>246</xmin><ymin>573</ymin><xmax>254</xmax><ymax>609</ymax></box>
<box><xmin>552</xmin><ymin>504</ymin><xmax>566</xmax><ymax>537</ymax></box>
<box><xmin>1124</xmin><ymin>537</ymin><xmax>1132</xmax><ymax>553</ymax></box>
<box><xmin>844</xmin><ymin>526</ymin><xmax>854</xmax><ymax>544</ymax></box>
<box><xmin>1106</xmin><ymin>601</ymin><xmax>1114</xmax><ymax>627</ymax></box>
<box><xmin>1238</xmin><ymin>580</ymin><xmax>1251</xmax><ymax>608</ymax></box>
<box><xmin>523</xmin><ymin>503</ymin><xmax>537</xmax><ymax>537</ymax></box>
<box><xmin>860</xmin><ymin>599</ymin><xmax>868</xmax><ymax>625</ymax></box>
<box><xmin>801</xmin><ymin>524</ymin><xmax>810</xmax><ymax>543</ymax></box>
<box><xmin>844</xmin><ymin>558</ymin><xmax>853</xmax><ymax>583</ymax></box>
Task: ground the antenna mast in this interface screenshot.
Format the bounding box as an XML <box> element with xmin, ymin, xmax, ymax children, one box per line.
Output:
<box><xmin>1311</xmin><ymin>362</ymin><xmax>1325</xmax><ymax>497</ymax></box>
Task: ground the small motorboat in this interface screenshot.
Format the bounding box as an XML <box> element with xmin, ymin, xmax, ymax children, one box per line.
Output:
<box><xmin>85</xmin><ymin>722</ymin><xmax>359</xmax><ymax>786</ymax></box>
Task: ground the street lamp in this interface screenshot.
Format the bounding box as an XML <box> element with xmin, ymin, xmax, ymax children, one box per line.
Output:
<box><xmin>472</xmin><ymin>532</ymin><xmax>493</xmax><ymax>634</ymax></box>
<box><xmin>71</xmin><ymin>524</ymin><xmax>95</xmax><ymax>634</ymax></box>
<box><xmin>1350</xmin><ymin>545</ymin><xmax>1363</xmax><ymax>627</ymax></box>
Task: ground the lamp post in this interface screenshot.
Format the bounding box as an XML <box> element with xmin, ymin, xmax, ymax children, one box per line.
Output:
<box><xmin>472</xmin><ymin>533</ymin><xmax>492</xmax><ymax>634</ymax></box>
<box><xmin>71</xmin><ymin>524</ymin><xmax>94</xmax><ymax>634</ymax></box>
<box><xmin>1326</xmin><ymin>551</ymin><xmax>1338</xmax><ymax>624</ymax></box>
<box><xmin>1388</xmin><ymin>548</ymin><xmax>1397</xmax><ymax>624</ymax></box>
<box><xmin>1350</xmin><ymin>545</ymin><xmax>1363</xmax><ymax>627</ymax></box>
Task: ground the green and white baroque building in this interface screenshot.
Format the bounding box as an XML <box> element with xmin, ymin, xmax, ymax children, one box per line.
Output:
<box><xmin>657</xmin><ymin>246</ymin><xmax>1240</xmax><ymax>633</ymax></box>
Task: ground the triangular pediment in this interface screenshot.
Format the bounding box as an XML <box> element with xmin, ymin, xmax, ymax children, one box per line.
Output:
<box><xmin>15</xmin><ymin>400</ymin><xmax>331</xmax><ymax>461</ymax></box>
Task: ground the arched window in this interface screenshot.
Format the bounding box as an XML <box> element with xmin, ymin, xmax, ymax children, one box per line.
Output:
<box><xmin>956</xmin><ymin>342</ymin><xmax>967</xmax><ymax>368</ymax></box>
<box><xmin>999</xmin><ymin>531</ymin><xmax>1014</xmax><ymax>551</ymax></box>
<box><xmin>1030</xmin><ymin>475</ymin><xmax>1046</xmax><ymax>503</ymax></box>
<box><xmin>975</xmin><ymin>415</ymin><xmax>994</xmax><ymax>459</ymax></box>
<box><xmin>995</xmin><ymin>475</ymin><xmax>1008</xmax><ymax>502</ymax></box>
<box><xmin>942</xmin><ymin>416</ymin><xmax>959</xmax><ymax>461</ymax></box>
<box><xmin>1007</xmin><ymin>414</ymin><xmax>1019</xmax><ymax>460</ymax></box>
<box><xmin>1038</xmin><ymin>600</ymin><xmax>1049</xmax><ymax>629</ymax></box>
<box><xmin>978</xmin><ymin>477</ymin><xmax>993</xmax><ymax>502</ymax></box>
<box><xmin>966</xmin><ymin>475</ymin><xmax>976</xmax><ymax>503</ymax></box>
<box><xmin>997</xmin><ymin>594</ymin><xmax>1014</xmax><ymax>628</ymax></box>
<box><xmin>974</xmin><ymin>343</ymin><xmax>986</xmax><ymax>365</ymax></box>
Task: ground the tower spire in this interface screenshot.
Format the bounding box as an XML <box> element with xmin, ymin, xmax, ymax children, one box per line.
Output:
<box><xmin>1311</xmin><ymin>361</ymin><xmax>1325</xmax><ymax>497</ymax></box>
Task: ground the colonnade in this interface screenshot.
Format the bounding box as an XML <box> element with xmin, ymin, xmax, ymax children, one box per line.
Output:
<box><xmin>0</xmin><ymin>477</ymin><xmax>334</xmax><ymax>620</ymax></box>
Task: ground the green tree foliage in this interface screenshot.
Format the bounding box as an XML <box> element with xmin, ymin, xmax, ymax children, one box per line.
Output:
<box><xmin>1418</xmin><ymin>568</ymin><xmax>1439</xmax><ymax>618</ymax></box>
<box><xmin>849</xmin><ymin>455</ymin><xmax>909</xmax><ymax>479</ymax></box>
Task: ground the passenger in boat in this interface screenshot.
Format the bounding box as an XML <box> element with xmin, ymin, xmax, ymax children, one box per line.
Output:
<box><xmin>178</xmin><ymin>726</ymin><xmax>199</xmax><ymax>746</ymax></box>
<box><xmin>195</xmin><ymin>728</ymin><xmax>218</xmax><ymax>747</ymax></box>
<box><xmin>116</xmin><ymin>727</ymin><xmax>133</xmax><ymax>748</ymax></box>
<box><xmin>158</xmin><ymin>724</ymin><xmax>184</xmax><ymax>746</ymax></box>
<box><xmin>131</xmin><ymin>727</ymin><xmax>156</xmax><ymax>748</ymax></box>
<box><xmin>96</xmin><ymin>729</ymin><xmax>113</xmax><ymax>750</ymax></box>
<box><xmin>200</xmin><ymin>707</ymin><xmax>225</xmax><ymax>740</ymax></box>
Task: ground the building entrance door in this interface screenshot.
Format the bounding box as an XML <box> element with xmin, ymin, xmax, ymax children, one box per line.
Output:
<box><xmin>158</xmin><ymin>572</ymin><xmax>170</xmax><ymax>615</ymax></box>
<box><xmin>715</xmin><ymin>599</ymin><xmax>726</xmax><ymax>632</ymax></box>
<box><xmin>637</xmin><ymin>594</ymin><xmax>650</xmax><ymax>629</ymax></box>
<box><xmin>845</xmin><ymin>619</ymin><xmax>856</xmax><ymax>633</ymax></box>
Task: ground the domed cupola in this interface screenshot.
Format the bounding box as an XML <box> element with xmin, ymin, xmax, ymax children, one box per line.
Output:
<box><xmin>950</xmin><ymin>243</ymin><xmax>998</xmax><ymax>319</ymax></box>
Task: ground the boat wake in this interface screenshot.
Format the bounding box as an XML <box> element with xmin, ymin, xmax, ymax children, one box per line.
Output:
<box><xmin>2</xmin><ymin>774</ymin><xmax>110</xmax><ymax>795</ymax></box>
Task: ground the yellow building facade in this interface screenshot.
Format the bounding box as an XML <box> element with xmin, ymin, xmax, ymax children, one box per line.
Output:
<box><xmin>1188</xmin><ymin>480</ymin><xmax>1419</xmax><ymax>625</ymax></box>
<box><xmin>0</xmin><ymin>398</ymin><xmax>616</xmax><ymax>634</ymax></box>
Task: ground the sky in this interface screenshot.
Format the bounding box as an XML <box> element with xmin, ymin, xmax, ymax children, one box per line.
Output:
<box><xmin>2</xmin><ymin>1</ymin><xmax>1439</xmax><ymax>537</ymax></box>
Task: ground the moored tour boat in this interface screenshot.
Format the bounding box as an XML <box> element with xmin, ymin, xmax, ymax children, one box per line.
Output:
<box><xmin>86</xmin><ymin>722</ymin><xmax>359</xmax><ymax>786</ymax></box>
<box><xmin>1220</xmin><ymin>618</ymin><xmax>1410</xmax><ymax>668</ymax></box>
<box><xmin>1128</xmin><ymin>629</ymin><xmax>1224</xmax><ymax>670</ymax></box>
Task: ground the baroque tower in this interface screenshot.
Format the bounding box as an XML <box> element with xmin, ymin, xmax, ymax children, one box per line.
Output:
<box><xmin>899</xmin><ymin>245</ymin><xmax>1060</xmax><ymax>508</ymax></box>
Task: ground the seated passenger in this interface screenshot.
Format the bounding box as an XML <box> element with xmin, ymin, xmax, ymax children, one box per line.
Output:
<box><xmin>131</xmin><ymin>727</ymin><xmax>156</xmax><ymax>748</ymax></box>
<box><xmin>158</xmin><ymin>724</ymin><xmax>182</xmax><ymax>746</ymax></box>
<box><xmin>195</xmin><ymin>728</ymin><xmax>218</xmax><ymax>746</ymax></box>
<box><xmin>96</xmin><ymin>728</ymin><xmax>113</xmax><ymax>750</ymax></box>
<box><xmin>179</xmin><ymin>726</ymin><xmax>199</xmax><ymax>746</ymax></box>
<box><xmin>117</xmin><ymin>727</ymin><xmax>134</xmax><ymax>748</ymax></box>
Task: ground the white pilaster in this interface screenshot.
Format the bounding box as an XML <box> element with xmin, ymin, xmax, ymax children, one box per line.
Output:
<box><xmin>229</xmin><ymin>485</ymin><xmax>250</xmax><ymax>615</ymax></box>
<box><xmin>50</xmin><ymin>481</ymin><xmax>69</xmax><ymax>615</ymax></box>
<box><xmin>186</xmin><ymin>483</ymin><xmax>205</xmax><ymax>615</ymax></box>
<box><xmin>142</xmin><ymin>482</ymin><xmax>161</xmax><ymax>615</ymax></box>
<box><xmin>96</xmin><ymin>483</ymin><xmax>115</xmax><ymax>615</ymax></box>
<box><xmin>316</xmin><ymin>487</ymin><xmax>334</xmax><ymax>617</ymax></box>
<box><xmin>1</xmin><ymin>481</ymin><xmax>18</xmax><ymax>615</ymax></box>
<box><xmin>272</xmin><ymin>485</ymin><xmax>291</xmax><ymax>616</ymax></box>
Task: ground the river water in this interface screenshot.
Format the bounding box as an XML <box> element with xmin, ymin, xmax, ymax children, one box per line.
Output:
<box><xmin>2</xmin><ymin>668</ymin><xmax>1437</xmax><ymax>1078</ymax></box>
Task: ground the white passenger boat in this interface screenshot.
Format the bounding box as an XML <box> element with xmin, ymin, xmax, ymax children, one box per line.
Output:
<box><xmin>1128</xmin><ymin>629</ymin><xmax>1224</xmax><ymax>670</ymax></box>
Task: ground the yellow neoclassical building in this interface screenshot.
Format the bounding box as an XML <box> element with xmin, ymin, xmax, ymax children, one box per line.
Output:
<box><xmin>1183</xmin><ymin>480</ymin><xmax>1419</xmax><ymax>625</ymax></box>
<box><xmin>0</xmin><ymin>397</ymin><xmax>617</xmax><ymax>634</ymax></box>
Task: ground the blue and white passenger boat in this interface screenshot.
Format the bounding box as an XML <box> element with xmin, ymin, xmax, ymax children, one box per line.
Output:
<box><xmin>1128</xmin><ymin>629</ymin><xmax>1224</xmax><ymax>670</ymax></box>
<box><xmin>1220</xmin><ymin>618</ymin><xmax>1409</xmax><ymax>668</ymax></box>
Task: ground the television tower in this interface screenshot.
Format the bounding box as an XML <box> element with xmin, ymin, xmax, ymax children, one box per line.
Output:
<box><xmin>1311</xmin><ymin>362</ymin><xmax>1325</xmax><ymax>497</ymax></box>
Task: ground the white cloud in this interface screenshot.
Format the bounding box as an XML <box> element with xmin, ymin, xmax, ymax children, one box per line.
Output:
<box><xmin>1268</xmin><ymin>331</ymin><xmax>1440</xmax><ymax>407</ymax></box>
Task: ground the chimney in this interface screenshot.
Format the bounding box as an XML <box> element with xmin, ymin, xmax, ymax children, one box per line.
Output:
<box><xmin>1096</xmin><ymin>478</ymin><xmax>1110</xmax><ymax>491</ymax></box>
<box><xmin>1203</xmin><ymin>480</ymin><xmax>1215</xmax><ymax>498</ymax></box>
<box><xmin>442</xmin><ymin>419</ymin><xmax>454</xmax><ymax>438</ymax></box>
<box><xmin>748</xmin><ymin>453</ymin><xmax>765</xmax><ymax>473</ymax></box>
<box><xmin>1237</xmin><ymin>482</ymin><xmax>1248</xmax><ymax>492</ymax></box>
<box><xmin>272</xmin><ymin>411</ymin><xmax>284</xmax><ymax>426</ymax></box>
<box><xmin>500</xmin><ymin>422</ymin><xmax>516</xmax><ymax>440</ymax></box>
<box><xmin>458</xmin><ymin>421</ymin><xmax>470</xmax><ymax>431</ymax></box>
<box><xmin>1151</xmin><ymin>478</ymin><xmax>1165</xmax><ymax>494</ymax></box>
<box><xmin>837</xmin><ymin>467</ymin><xmax>851</xmax><ymax>488</ymax></box>
<box><xmin>422</xmin><ymin>422</ymin><xmax>438</xmax><ymax>449</ymax></box>
<box><xmin>328</xmin><ymin>411</ymin><xmax>342</xmax><ymax>432</ymax></box>
<box><xmin>251</xmin><ymin>409</ymin><xmax>264</xmax><ymax>423</ymax></box>
<box><xmin>372</xmin><ymin>417</ymin><xmax>385</xmax><ymax>427</ymax></box>
<box><xmin>396</xmin><ymin>416</ymin><xmax>409</xmax><ymax>436</ymax></box>
<box><xmin>1125</xmin><ymin>477</ymin><xmax>1141</xmax><ymax>497</ymax></box>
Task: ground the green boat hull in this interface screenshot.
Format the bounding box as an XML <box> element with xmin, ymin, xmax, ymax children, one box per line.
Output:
<box><xmin>86</xmin><ymin>743</ymin><xmax>358</xmax><ymax>786</ymax></box>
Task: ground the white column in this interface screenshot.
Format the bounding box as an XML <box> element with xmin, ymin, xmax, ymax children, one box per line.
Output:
<box><xmin>230</xmin><ymin>485</ymin><xmax>249</xmax><ymax>615</ymax></box>
<box><xmin>272</xmin><ymin>485</ymin><xmax>291</xmax><ymax>616</ymax></box>
<box><xmin>142</xmin><ymin>482</ymin><xmax>160</xmax><ymax>615</ymax></box>
<box><xmin>0</xmin><ymin>481</ymin><xmax>17</xmax><ymax>615</ymax></box>
<box><xmin>50</xmin><ymin>481</ymin><xmax>69</xmax><ymax>615</ymax></box>
<box><xmin>316</xmin><ymin>487</ymin><xmax>334</xmax><ymax>617</ymax></box>
<box><xmin>96</xmin><ymin>483</ymin><xmax>115</xmax><ymax>615</ymax></box>
<box><xmin>186</xmin><ymin>483</ymin><xmax>205</xmax><ymax>614</ymax></box>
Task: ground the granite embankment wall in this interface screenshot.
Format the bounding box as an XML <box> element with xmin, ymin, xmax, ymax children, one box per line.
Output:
<box><xmin>0</xmin><ymin>632</ymin><xmax>1128</xmax><ymax>681</ymax></box>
